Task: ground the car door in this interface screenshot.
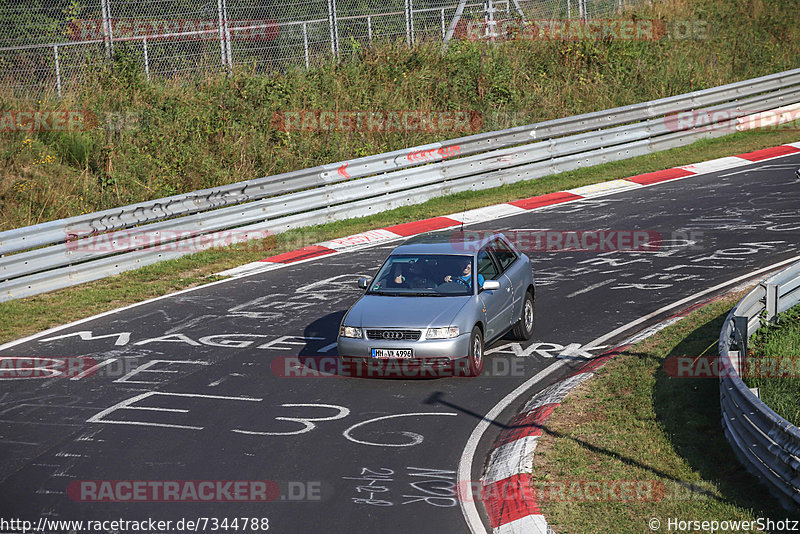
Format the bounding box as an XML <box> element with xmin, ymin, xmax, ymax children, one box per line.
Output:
<box><xmin>489</xmin><ymin>237</ymin><xmax>525</xmax><ymax>323</ymax></box>
<box><xmin>476</xmin><ymin>246</ymin><xmax>513</xmax><ymax>340</ymax></box>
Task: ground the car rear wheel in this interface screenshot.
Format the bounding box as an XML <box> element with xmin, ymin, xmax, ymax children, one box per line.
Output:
<box><xmin>512</xmin><ymin>291</ymin><xmax>535</xmax><ymax>341</ymax></box>
<box><xmin>466</xmin><ymin>326</ymin><xmax>484</xmax><ymax>377</ymax></box>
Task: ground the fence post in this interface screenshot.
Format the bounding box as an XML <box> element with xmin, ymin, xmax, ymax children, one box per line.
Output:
<box><xmin>567</xmin><ymin>0</ymin><xmax>571</xmax><ymax>20</ymax></box>
<box><xmin>443</xmin><ymin>0</ymin><xmax>468</xmax><ymax>49</ymax></box>
<box><xmin>368</xmin><ymin>16</ymin><xmax>373</xmax><ymax>46</ymax></box>
<box><xmin>405</xmin><ymin>0</ymin><xmax>414</xmax><ymax>47</ymax></box>
<box><xmin>53</xmin><ymin>45</ymin><xmax>62</xmax><ymax>97</ymax></box>
<box><xmin>440</xmin><ymin>9</ymin><xmax>445</xmax><ymax>40</ymax></box>
<box><xmin>143</xmin><ymin>37</ymin><xmax>150</xmax><ymax>82</ymax></box>
<box><xmin>217</xmin><ymin>0</ymin><xmax>229</xmax><ymax>71</ymax></box>
<box><xmin>223</xmin><ymin>0</ymin><xmax>232</xmax><ymax>69</ymax></box>
<box><xmin>327</xmin><ymin>0</ymin><xmax>339</xmax><ymax>59</ymax></box>
<box><xmin>303</xmin><ymin>22</ymin><xmax>310</xmax><ymax>70</ymax></box>
<box><xmin>485</xmin><ymin>0</ymin><xmax>496</xmax><ymax>41</ymax></box>
<box><xmin>101</xmin><ymin>0</ymin><xmax>114</xmax><ymax>59</ymax></box>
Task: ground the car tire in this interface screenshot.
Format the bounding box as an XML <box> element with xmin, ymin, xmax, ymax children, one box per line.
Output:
<box><xmin>466</xmin><ymin>326</ymin><xmax>484</xmax><ymax>377</ymax></box>
<box><xmin>512</xmin><ymin>291</ymin><xmax>535</xmax><ymax>341</ymax></box>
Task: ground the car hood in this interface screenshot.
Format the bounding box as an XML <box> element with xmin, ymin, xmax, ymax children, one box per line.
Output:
<box><xmin>344</xmin><ymin>294</ymin><xmax>471</xmax><ymax>328</ymax></box>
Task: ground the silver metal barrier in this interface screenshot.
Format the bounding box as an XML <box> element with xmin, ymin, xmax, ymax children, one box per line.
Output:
<box><xmin>719</xmin><ymin>261</ymin><xmax>800</xmax><ymax>510</ymax></box>
<box><xmin>2</xmin><ymin>67</ymin><xmax>800</xmax><ymax>301</ymax></box>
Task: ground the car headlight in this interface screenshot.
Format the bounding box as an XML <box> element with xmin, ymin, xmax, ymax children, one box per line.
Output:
<box><xmin>426</xmin><ymin>327</ymin><xmax>460</xmax><ymax>339</ymax></box>
<box><xmin>339</xmin><ymin>326</ymin><xmax>363</xmax><ymax>338</ymax></box>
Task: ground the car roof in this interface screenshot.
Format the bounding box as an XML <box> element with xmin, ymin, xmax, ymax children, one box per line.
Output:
<box><xmin>391</xmin><ymin>231</ymin><xmax>503</xmax><ymax>255</ymax></box>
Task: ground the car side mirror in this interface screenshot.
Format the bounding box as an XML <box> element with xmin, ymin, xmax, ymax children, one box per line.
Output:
<box><xmin>357</xmin><ymin>278</ymin><xmax>369</xmax><ymax>289</ymax></box>
<box><xmin>482</xmin><ymin>280</ymin><xmax>500</xmax><ymax>291</ymax></box>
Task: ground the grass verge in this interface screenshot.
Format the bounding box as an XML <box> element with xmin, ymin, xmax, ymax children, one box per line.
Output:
<box><xmin>1</xmin><ymin>128</ymin><xmax>799</xmax><ymax>345</ymax></box>
<box><xmin>2</xmin><ymin>0</ymin><xmax>800</xmax><ymax>231</ymax></box>
<box><xmin>531</xmin><ymin>290</ymin><xmax>800</xmax><ymax>533</ymax></box>
<box><xmin>745</xmin><ymin>303</ymin><xmax>800</xmax><ymax>427</ymax></box>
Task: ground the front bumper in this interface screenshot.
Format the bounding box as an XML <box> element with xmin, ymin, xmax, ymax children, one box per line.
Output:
<box><xmin>337</xmin><ymin>332</ymin><xmax>471</xmax><ymax>361</ymax></box>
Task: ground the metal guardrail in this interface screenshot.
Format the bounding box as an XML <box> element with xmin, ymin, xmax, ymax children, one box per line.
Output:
<box><xmin>2</xmin><ymin>67</ymin><xmax>800</xmax><ymax>301</ymax></box>
<box><xmin>718</xmin><ymin>261</ymin><xmax>800</xmax><ymax>510</ymax></box>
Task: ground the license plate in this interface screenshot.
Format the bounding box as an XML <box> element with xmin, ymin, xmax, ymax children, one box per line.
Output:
<box><xmin>371</xmin><ymin>348</ymin><xmax>413</xmax><ymax>359</ymax></box>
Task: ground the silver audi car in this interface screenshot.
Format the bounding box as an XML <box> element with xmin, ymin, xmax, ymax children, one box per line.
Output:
<box><xmin>337</xmin><ymin>231</ymin><xmax>535</xmax><ymax>376</ymax></box>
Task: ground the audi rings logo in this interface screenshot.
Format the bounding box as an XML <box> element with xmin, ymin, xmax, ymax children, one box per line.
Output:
<box><xmin>382</xmin><ymin>331</ymin><xmax>404</xmax><ymax>340</ymax></box>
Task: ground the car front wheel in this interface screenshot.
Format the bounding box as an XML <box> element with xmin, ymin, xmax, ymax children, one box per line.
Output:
<box><xmin>466</xmin><ymin>326</ymin><xmax>484</xmax><ymax>377</ymax></box>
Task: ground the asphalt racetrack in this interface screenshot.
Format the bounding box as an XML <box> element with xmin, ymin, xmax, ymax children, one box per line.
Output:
<box><xmin>1</xmin><ymin>153</ymin><xmax>800</xmax><ymax>533</ymax></box>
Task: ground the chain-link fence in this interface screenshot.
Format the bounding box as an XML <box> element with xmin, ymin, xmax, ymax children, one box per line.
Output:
<box><xmin>0</xmin><ymin>0</ymin><xmax>638</xmax><ymax>95</ymax></box>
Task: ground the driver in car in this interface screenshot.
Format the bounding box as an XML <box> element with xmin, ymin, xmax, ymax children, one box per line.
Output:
<box><xmin>387</xmin><ymin>264</ymin><xmax>409</xmax><ymax>288</ymax></box>
<box><xmin>443</xmin><ymin>260</ymin><xmax>484</xmax><ymax>288</ymax></box>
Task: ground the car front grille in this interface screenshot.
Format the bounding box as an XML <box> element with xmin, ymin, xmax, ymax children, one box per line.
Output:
<box><xmin>366</xmin><ymin>329</ymin><xmax>421</xmax><ymax>341</ymax></box>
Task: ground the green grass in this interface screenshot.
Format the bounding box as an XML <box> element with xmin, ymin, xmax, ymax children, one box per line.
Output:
<box><xmin>745</xmin><ymin>304</ymin><xmax>800</xmax><ymax>426</ymax></box>
<box><xmin>531</xmin><ymin>291</ymin><xmax>800</xmax><ymax>533</ymax></box>
<box><xmin>1</xmin><ymin>127</ymin><xmax>799</xmax><ymax>346</ymax></box>
<box><xmin>2</xmin><ymin>0</ymin><xmax>800</xmax><ymax>231</ymax></box>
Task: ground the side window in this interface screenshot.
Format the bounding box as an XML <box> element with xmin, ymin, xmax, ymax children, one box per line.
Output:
<box><xmin>491</xmin><ymin>238</ymin><xmax>518</xmax><ymax>272</ymax></box>
<box><xmin>477</xmin><ymin>249</ymin><xmax>499</xmax><ymax>280</ymax></box>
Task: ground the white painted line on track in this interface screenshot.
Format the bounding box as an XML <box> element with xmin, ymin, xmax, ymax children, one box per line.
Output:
<box><xmin>457</xmin><ymin>254</ymin><xmax>800</xmax><ymax>534</ymax></box>
<box><xmin>720</xmin><ymin>166</ymin><xmax>768</xmax><ymax>177</ymax></box>
<box><xmin>565</xmin><ymin>279</ymin><xmax>616</xmax><ymax>298</ymax></box>
<box><xmin>69</xmin><ymin>357</ymin><xmax>117</xmax><ymax>381</ymax></box>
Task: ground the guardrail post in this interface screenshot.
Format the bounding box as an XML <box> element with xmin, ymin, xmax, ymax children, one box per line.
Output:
<box><xmin>765</xmin><ymin>281</ymin><xmax>779</xmax><ymax>321</ymax></box>
<box><xmin>53</xmin><ymin>45</ymin><xmax>62</xmax><ymax>97</ymax></box>
<box><xmin>733</xmin><ymin>315</ymin><xmax>749</xmax><ymax>368</ymax></box>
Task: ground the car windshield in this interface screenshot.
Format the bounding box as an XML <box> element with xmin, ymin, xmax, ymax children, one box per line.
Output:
<box><xmin>367</xmin><ymin>254</ymin><xmax>474</xmax><ymax>297</ymax></box>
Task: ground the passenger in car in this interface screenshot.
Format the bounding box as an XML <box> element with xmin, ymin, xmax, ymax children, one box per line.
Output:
<box><xmin>443</xmin><ymin>259</ymin><xmax>484</xmax><ymax>288</ymax></box>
